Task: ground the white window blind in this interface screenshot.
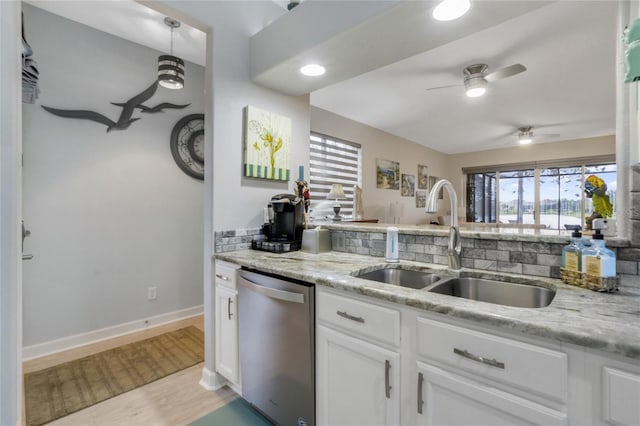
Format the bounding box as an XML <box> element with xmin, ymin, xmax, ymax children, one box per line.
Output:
<box><xmin>309</xmin><ymin>132</ymin><xmax>362</xmax><ymax>218</ymax></box>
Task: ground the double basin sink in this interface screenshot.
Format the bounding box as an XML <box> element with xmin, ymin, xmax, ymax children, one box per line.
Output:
<box><xmin>353</xmin><ymin>266</ymin><xmax>556</xmax><ymax>308</ymax></box>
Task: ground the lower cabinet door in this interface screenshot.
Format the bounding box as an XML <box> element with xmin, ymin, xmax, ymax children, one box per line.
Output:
<box><xmin>317</xmin><ymin>325</ymin><xmax>400</xmax><ymax>426</ymax></box>
<box><xmin>215</xmin><ymin>284</ymin><xmax>238</xmax><ymax>385</ymax></box>
<box><xmin>415</xmin><ymin>362</ymin><xmax>567</xmax><ymax>426</ymax></box>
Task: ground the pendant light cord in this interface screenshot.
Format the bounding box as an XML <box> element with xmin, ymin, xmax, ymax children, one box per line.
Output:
<box><xmin>170</xmin><ymin>26</ymin><xmax>174</xmax><ymax>56</ymax></box>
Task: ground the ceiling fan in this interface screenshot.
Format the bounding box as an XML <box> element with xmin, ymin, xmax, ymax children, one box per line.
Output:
<box><xmin>425</xmin><ymin>63</ymin><xmax>527</xmax><ymax>97</ymax></box>
<box><xmin>516</xmin><ymin>126</ymin><xmax>560</xmax><ymax>145</ymax></box>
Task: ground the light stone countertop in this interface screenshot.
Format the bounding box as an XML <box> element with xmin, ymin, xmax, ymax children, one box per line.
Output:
<box><xmin>215</xmin><ymin>249</ymin><xmax>640</xmax><ymax>360</ymax></box>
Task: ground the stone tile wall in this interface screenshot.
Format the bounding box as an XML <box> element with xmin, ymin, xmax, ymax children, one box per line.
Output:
<box><xmin>330</xmin><ymin>230</ymin><xmax>640</xmax><ymax>278</ymax></box>
<box><xmin>631</xmin><ymin>164</ymin><xmax>640</xmax><ymax>246</ymax></box>
<box><xmin>214</xmin><ymin>228</ymin><xmax>263</xmax><ymax>253</ymax></box>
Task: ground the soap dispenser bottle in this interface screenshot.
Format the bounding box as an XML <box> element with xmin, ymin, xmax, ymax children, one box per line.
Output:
<box><xmin>385</xmin><ymin>227</ymin><xmax>399</xmax><ymax>263</ymax></box>
<box><xmin>562</xmin><ymin>230</ymin><xmax>584</xmax><ymax>285</ymax></box>
<box><xmin>581</xmin><ymin>224</ymin><xmax>616</xmax><ymax>281</ymax></box>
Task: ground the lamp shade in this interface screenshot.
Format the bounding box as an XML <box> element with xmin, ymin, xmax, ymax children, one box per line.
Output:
<box><xmin>158</xmin><ymin>55</ymin><xmax>185</xmax><ymax>89</ymax></box>
<box><xmin>327</xmin><ymin>184</ymin><xmax>346</xmax><ymax>199</ymax></box>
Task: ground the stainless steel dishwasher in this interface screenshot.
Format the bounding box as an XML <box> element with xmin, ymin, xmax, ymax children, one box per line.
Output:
<box><xmin>238</xmin><ymin>268</ymin><xmax>315</xmax><ymax>426</ymax></box>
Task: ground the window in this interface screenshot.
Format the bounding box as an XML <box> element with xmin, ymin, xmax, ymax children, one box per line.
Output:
<box><xmin>464</xmin><ymin>157</ymin><xmax>616</xmax><ymax>230</ymax></box>
<box><xmin>309</xmin><ymin>132</ymin><xmax>362</xmax><ymax>219</ymax></box>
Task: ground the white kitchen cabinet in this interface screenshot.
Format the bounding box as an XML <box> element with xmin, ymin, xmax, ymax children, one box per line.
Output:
<box><xmin>584</xmin><ymin>349</ymin><xmax>640</xmax><ymax>426</ymax></box>
<box><xmin>316</xmin><ymin>288</ymin><xmax>401</xmax><ymax>426</ymax></box>
<box><xmin>316</xmin><ymin>324</ymin><xmax>400</xmax><ymax>426</ymax></box>
<box><xmin>214</xmin><ymin>261</ymin><xmax>240</xmax><ymax>387</ymax></box>
<box><xmin>415</xmin><ymin>362</ymin><xmax>567</xmax><ymax>426</ymax></box>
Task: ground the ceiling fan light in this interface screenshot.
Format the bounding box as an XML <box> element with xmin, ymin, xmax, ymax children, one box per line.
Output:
<box><xmin>432</xmin><ymin>0</ymin><xmax>471</xmax><ymax>21</ymax></box>
<box><xmin>518</xmin><ymin>136</ymin><xmax>533</xmax><ymax>145</ymax></box>
<box><xmin>464</xmin><ymin>76</ymin><xmax>486</xmax><ymax>97</ymax></box>
<box><xmin>466</xmin><ymin>87</ymin><xmax>486</xmax><ymax>98</ymax></box>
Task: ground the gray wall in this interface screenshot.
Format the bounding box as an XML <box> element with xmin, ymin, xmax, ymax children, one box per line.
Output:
<box><xmin>22</xmin><ymin>4</ymin><xmax>205</xmax><ymax>346</ymax></box>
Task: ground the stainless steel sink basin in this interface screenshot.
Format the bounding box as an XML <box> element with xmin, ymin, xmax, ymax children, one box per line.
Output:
<box><xmin>428</xmin><ymin>277</ymin><xmax>555</xmax><ymax>308</ymax></box>
<box><xmin>354</xmin><ymin>268</ymin><xmax>441</xmax><ymax>290</ymax></box>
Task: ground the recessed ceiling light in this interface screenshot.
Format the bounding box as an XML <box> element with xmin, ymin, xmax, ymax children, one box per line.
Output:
<box><xmin>432</xmin><ymin>0</ymin><xmax>471</xmax><ymax>22</ymax></box>
<box><xmin>300</xmin><ymin>64</ymin><xmax>326</xmax><ymax>76</ymax></box>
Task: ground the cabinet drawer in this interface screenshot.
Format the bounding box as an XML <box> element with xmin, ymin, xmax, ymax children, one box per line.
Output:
<box><xmin>215</xmin><ymin>260</ymin><xmax>239</xmax><ymax>289</ymax></box>
<box><xmin>317</xmin><ymin>290</ymin><xmax>400</xmax><ymax>347</ymax></box>
<box><xmin>603</xmin><ymin>367</ymin><xmax>640</xmax><ymax>425</ymax></box>
<box><xmin>416</xmin><ymin>317</ymin><xmax>567</xmax><ymax>404</ymax></box>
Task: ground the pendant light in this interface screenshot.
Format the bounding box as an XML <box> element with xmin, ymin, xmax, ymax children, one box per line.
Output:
<box><xmin>158</xmin><ymin>17</ymin><xmax>184</xmax><ymax>90</ymax></box>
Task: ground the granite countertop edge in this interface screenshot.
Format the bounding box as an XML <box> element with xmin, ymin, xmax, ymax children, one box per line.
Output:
<box><xmin>215</xmin><ymin>250</ymin><xmax>640</xmax><ymax>360</ymax></box>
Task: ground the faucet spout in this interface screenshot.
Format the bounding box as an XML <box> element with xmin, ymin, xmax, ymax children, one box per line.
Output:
<box><xmin>425</xmin><ymin>179</ymin><xmax>462</xmax><ymax>270</ymax></box>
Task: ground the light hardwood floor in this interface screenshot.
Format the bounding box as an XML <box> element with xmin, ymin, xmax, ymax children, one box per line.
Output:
<box><xmin>23</xmin><ymin>315</ymin><xmax>239</xmax><ymax>426</ymax></box>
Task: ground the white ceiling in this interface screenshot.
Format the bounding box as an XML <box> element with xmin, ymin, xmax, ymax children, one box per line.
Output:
<box><xmin>28</xmin><ymin>1</ymin><xmax>617</xmax><ymax>155</ymax></box>
<box><xmin>310</xmin><ymin>1</ymin><xmax>617</xmax><ymax>154</ymax></box>
<box><xmin>26</xmin><ymin>0</ymin><xmax>208</xmax><ymax>66</ymax></box>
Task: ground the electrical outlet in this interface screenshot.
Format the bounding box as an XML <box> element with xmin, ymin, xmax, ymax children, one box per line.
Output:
<box><xmin>147</xmin><ymin>286</ymin><xmax>157</xmax><ymax>301</ymax></box>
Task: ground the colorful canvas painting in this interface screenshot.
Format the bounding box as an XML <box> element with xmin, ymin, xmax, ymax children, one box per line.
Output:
<box><xmin>418</xmin><ymin>164</ymin><xmax>429</xmax><ymax>190</ymax></box>
<box><xmin>376</xmin><ymin>159</ymin><xmax>400</xmax><ymax>189</ymax></box>
<box><xmin>244</xmin><ymin>106</ymin><xmax>292</xmax><ymax>181</ymax></box>
<box><xmin>416</xmin><ymin>190</ymin><xmax>427</xmax><ymax>208</ymax></box>
<box><xmin>401</xmin><ymin>174</ymin><xmax>415</xmax><ymax>197</ymax></box>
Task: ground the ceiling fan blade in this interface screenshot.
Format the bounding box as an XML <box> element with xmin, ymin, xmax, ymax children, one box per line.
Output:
<box><xmin>534</xmin><ymin>133</ymin><xmax>561</xmax><ymax>139</ymax></box>
<box><xmin>424</xmin><ymin>84</ymin><xmax>462</xmax><ymax>92</ymax></box>
<box><xmin>484</xmin><ymin>64</ymin><xmax>526</xmax><ymax>83</ymax></box>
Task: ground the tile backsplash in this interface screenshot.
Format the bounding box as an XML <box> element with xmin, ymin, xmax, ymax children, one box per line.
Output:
<box><xmin>330</xmin><ymin>229</ymin><xmax>639</xmax><ymax>278</ymax></box>
<box><xmin>215</xmin><ymin>226</ymin><xmax>639</xmax><ymax>279</ymax></box>
<box><xmin>214</xmin><ymin>228</ymin><xmax>263</xmax><ymax>253</ymax></box>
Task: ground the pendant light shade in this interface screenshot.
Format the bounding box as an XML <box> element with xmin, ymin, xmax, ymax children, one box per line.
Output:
<box><xmin>158</xmin><ymin>17</ymin><xmax>184</xmax><ymax>90</ymax></box>
<box><xmin>158</xmin><ymin>55</ymin><xmax>184</xmax><ymax>89</ymax></box>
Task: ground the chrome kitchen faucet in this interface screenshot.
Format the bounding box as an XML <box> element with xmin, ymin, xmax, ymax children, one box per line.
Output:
<box><xmin>426</xmin><ymin>179</ymin><xmax>462</xmax><ymax>270</ymax></box>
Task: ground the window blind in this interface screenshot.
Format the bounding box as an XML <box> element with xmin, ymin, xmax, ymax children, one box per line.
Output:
<box><xmin>309</xmin><ymin>132</ymin><xmax>362</xmax><ymax>218</ymax></box>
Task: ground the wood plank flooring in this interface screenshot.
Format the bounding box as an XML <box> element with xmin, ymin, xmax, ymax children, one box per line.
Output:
<box><xmin>23</xmin><ymin>315</ymin><xmax>238</xmax><ymax>426</ymax></box>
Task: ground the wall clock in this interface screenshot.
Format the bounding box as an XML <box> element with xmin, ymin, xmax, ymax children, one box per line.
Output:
<box><xmin>170</xmin><ymin>114</ymin><xmax>204</xmax><ymax>180</ymax></box>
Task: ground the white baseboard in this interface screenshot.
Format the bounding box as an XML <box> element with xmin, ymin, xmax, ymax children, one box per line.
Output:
<box><xmin>22</xmin><ymin>305</ymin><xmax>203</xmax><ymax>361</ymax></box>
<box><xmin>199</xmin><ymin>366</ymin><xmax>228</xmax><ymax>391</ymax></box>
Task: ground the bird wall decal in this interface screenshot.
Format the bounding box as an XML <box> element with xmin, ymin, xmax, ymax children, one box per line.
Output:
<box><xmin>41</xmin><ymin>81</ymin><xmax>160</xmax><ymax>132</ymax></box>
<box><xmin>111</xmin><ymin>102</ymin><xmax>191</xmax><ymax>113</ymax></box>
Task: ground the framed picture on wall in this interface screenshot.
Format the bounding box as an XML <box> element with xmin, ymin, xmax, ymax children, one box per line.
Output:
<box><xmin>376</xmin><ymin>159</ymin><xmax>400</xmax><ymax>189</ymax></box>
<box><xmin>429</xmin><ymin>175</ymin><xmax>444</xmax><ymax>199</ymax></box>
<box><xmin>418</xmin><ymin>164</ymin><xmax>429</xmax><ymax>190</ymax></box>
<box><xmin>416</xmin><ymin>190</ymin><xmax>427</xmax><ymax>208</ymax></box>
<box><xmin>243</xmin><ymin>105</ymin><xmax>292</xmax><ymax>181</ymax></box>
<box><xmin>401</xmin><ymin>174</ymin><xmax>415</xmax><ymax>197</ymax></box>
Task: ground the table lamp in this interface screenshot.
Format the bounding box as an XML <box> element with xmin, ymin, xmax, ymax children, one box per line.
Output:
<box><xmin>327</xmin><ymin>184</ymin><xmax>346</xmax><ymax>221</ymax></box>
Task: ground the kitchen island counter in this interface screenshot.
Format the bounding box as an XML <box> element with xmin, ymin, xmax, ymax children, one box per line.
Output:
<box><xmin>216</xmin><ymin>249</ymin><xmax>640</xmax><ymax>360</ymax></box>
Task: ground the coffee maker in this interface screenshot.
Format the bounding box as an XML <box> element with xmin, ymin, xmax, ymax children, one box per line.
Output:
<box><xmin>252</xmin><ymin>193</ymin><xmax>305</xmax><ymax>253</ymax></box>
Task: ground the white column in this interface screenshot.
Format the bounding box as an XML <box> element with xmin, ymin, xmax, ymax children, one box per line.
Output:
<box><xmin>0</xmin><ymin>1</ymin><xmax>23</xmax><ymax>424</ymax></box>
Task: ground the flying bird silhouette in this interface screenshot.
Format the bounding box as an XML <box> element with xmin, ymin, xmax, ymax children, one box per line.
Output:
<box><xmin>111</xmin><ymin>102</ymin><xmax>190</xmax><ymax>113</ymax></box>
<box><xmin>41</xmin><ymin>81</ymin><xmax>158</xmax><ymax>132</ymax></box>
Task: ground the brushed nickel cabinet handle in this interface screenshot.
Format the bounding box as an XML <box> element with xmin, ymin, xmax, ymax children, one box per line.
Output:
<box><xmin>215</xmin><ymin>273</ymin><xmax>230</xmax><ymax>281</ymax></box>
<box><xmin>417</xmin><ymin>372</ymin><xmax>424</xmax><ymax>414</ymax></box>
<box><xmin>385</xmin><ymin>360</ymin><xmax>392</xmax><ymax>399</ymax></box>
<box><xmin>336</xmin><ymin>310</ymin><xmax>365</xmax><ymax>323</ymax></box>
<box><xmin>22</xmin><ymin>254</ymin><xmax>34</xmax><ymax>260</ymax></box>
<box><xmin>453</xmin><ymin>347</ymin><xmax>505</xmax><ymax>369</ymax></box>
<box><xmin>227</xmin><ymin>297</ymin><xmax>233</xmax><ymax>320</ymax></box>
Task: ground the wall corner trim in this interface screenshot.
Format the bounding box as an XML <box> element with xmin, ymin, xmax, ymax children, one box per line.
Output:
<box><xmin>199</xmin><ymin>366</ymin><xmax>228</xmax><ymax>391</ymax></box>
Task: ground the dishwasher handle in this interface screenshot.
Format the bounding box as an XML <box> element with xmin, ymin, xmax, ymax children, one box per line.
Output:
<box><xmin>239</xmin><ymin>276</ymin><xmax>305</xmax><ymax>304</ymax></box>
